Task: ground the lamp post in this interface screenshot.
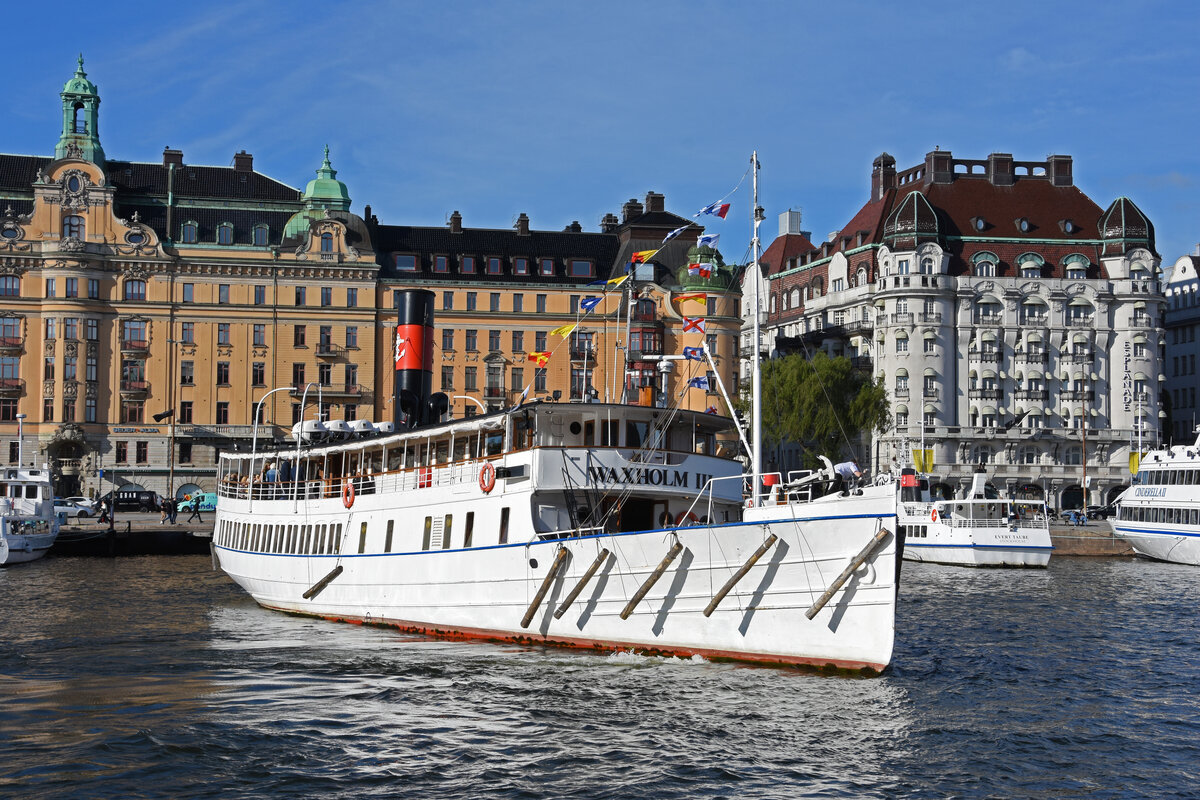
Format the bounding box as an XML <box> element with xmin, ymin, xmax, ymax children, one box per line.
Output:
<box><xmin>248</xmin><ymin>385</ymin><xmax>293</xmax><ymax>513</ymax></box>
<box><xmin>15</xmin><ymin>412</ymin><xmax>25</xmax><ymax>468</ymax></box>
<box><xmin>453</xmin><ymin>395</ymin><xmax>486</xmax><ymax>416</ymax></box>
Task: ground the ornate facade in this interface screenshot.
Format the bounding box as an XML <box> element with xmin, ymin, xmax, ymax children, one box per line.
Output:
<box><xmin>0</xmin><ymin>61</ymin><xmax>740</xmax><ymax>499</ymax></box>
<box><xmin>758</xmin><ymin>150</ymin><xmax>1164</xmax><ymax>510</ymax></box>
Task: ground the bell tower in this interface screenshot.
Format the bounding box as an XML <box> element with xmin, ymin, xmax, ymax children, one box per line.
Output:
<box><xmin>55</xmin><ymin>54</ymin><xmax>105</xmax><ymax>165</ymax></box>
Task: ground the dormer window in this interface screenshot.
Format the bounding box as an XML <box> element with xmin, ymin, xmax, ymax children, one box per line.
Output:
<box><xmin>540</xmin><ymin>258</ymin><xmax>554</xmax><ymax>276</ymax></box>
<box><xmin>1020</xmin><ymin>263</ymin><xmax>1041</xmax><ymax>278</ymax></box>
<box><xmin>1016</xmin><ymin>218</ymin><xmax>1031</xmax><ymax>233</ymax></box>
<box><xmin>1061</xmin><ymin>219</ymin><xmax>1077</xmax><ymax>234</ymax></box>
<box><xmin>487</xmin><ymin>257</ymin><xmax>503</xmax><ymax>275</ymax></box>
<box><xmin>217</xmin><ymin>223</ymin><xmax>233</xmax><ymax>245</ymax></box>
<box><xmin>253</xmin><ymin>225</ymin><xmax>269</xmax><ymax>246</ymax></box>
<box><xmin>395</xmin><ymin>254</ymin><xmax>417</xmax><ymax>271</ymax></box>
<box><xmin>975</xmin><ymin>260</ymin><xmax>996</xmax><ymax>277</ymax></box>
<box><xmin>972</xmin><ymin>217</ymin><xmax>987</xmax><ymax>232</ymax></box>
<box><xmin>181</xmin><ymin>222</ymin><xmax>198</xmax><ymax>244</ymax></box>
<box><xmin>321</xmin><ymin>233</ymin><xmax>334</xmax><ymax>253</ymax></box>
<box><xmin>462</xmin><ymin>256</ymin><xmax>476</xmax><ymax>274</ymax></box>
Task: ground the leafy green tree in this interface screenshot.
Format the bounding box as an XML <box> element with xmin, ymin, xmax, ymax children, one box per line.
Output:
<box><xmin>740</xmin><ymin>352</ymin><xmax>890</xmax><ymax>471</ymax></box>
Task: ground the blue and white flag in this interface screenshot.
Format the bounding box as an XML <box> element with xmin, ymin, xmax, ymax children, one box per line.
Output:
<box><xmin>697</xmin><ymin>233</ymin><xmax>720</xmax><ymax>249</ymax></box>
<box><xmin>580</xmin><ymin>296</ymin><xmax>602</xmax><ymax>312</ymax></box>
<box><xmin>682</xmin><ymin>346</ymin><xmax>704</xmax><ymax>361</ymax></box>
<box><xmin>662</xmin><ymin>224</ymin><xmax>690</xmax><ymax>244</ymax></box>
<box><xmin>688</xmin><ymin>376</ymin><xmax>710</xmax><ymax>390</ymax></box>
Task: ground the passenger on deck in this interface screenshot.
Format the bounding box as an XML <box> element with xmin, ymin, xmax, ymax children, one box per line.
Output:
<box><xmin>832</xmin><ymin>461</ymin><xmax>863</xmax><ymax>494</ymax></box>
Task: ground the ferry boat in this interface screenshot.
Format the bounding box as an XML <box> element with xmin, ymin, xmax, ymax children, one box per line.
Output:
<box><xmin>1113</xmin><ymin>428</ymin><xmax>1200</xmax><ymax>565</ymax></box>
<box><xmin>0</xmin><ymin>466</ymin><xmax>59</xmax><ymax>566</ymax></box>
<box><xmin>898</xmin><ymin>466</ymin><xmax>1052</xmax><ymax>568</ymax></box>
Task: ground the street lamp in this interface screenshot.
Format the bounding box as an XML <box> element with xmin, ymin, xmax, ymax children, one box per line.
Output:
<box><xmin>248</xmin><ymin>385</ymin><xmax>294</xmax><ymax>513</ymax></box>
<box><xmin>452</xmin><ymin>395</ymin><xmax>486</xmax><ymax>415</ymax></box>
<box><xmin>15</xmin><ymin>412</ymin><xmax>25</xmax><ymax>468</ymax></box>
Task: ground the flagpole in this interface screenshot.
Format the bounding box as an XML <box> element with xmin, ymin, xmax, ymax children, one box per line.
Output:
<box><xmin>750</xmin><ymin>151</ymin><xmax>763</xmax><ymax>503</ymax></box>
<box><xmin>621</xmin><ymin>274</ymin><xmax>635</xmax><ymax>404</ymax></box>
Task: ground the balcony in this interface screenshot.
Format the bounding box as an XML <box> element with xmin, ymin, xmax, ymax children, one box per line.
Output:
<box><xmin>0</xmin><ymin>336</ymin><xmax>23</xmax><ymax>354</ymax></box>
<box><xmin>120</xmin><ymin>379</ymin><xmax>150</xmax><ymax>396</ymax></box>
<box><xmin>1016</xmin><ymin>352</ymin><xmax>1048</xmax><ymax>364</ymax></box>
<box><xmin>973</xmin><ymin>314</ymin><xmax>1003</xmax><ymax>326</ymax></box>
<box><xmin>1131</xmin><ymin>315</ymin><xmax>1153</xmax><ymax>328</ymax></box>
<box><xmin>970</xmin><ymin>351</ymin><xmax>1002</xmax><ymax>363</ymax></box>
<box><xmin>1062</xmin><ymin>390</ymin><xmax>1094</xmax><ymax>402</ymax></box>
<box><xmin>629</xmin><ymin>345</ymin><xmax>664</xmax><ymax>359</ymax></box>
<box><xmin>484</xmin><ymin>386</ymin><xmax>506</xmax><ymax>399</ymax></box>
<box><xmin>1014</xmin><ymin>389</ymin><xmax>1048</xmax><ymax>401</ymax></box>
<box><xmin>316</xmin><ymin>342</ymin><xmax>345</xmax><ymax>358</ymax></box>
<box><xmin>570</xmin><ymin>346</ymin><xmax>596</xmax><ymax>361</ymax></box>
<box><xmin>890</xmin><ymin>312</ymin><xmax>914</xmax><ymax>325</ymax></box>
<box><xmin>918</xmin><ymin>312</ymin><xmax>942</xmax><ymax>323</ymax></box>
<box><xmin>0</xmin><ymin>378</ymin><xmax>24</xmax><ymax>395</ymax></box>
<box><xmin>1063</xmin><ymin>352</ymin><xmax>1093</xmax><ymax>364</ymax></box>
<box><xmin>1132</xmin><ymin>391</ymin><xmax>1151</xmax><ymax>404</ymax></box>
<box><xmin>894</xmin><ymin>387</ymin><xmax>910</xmax><ymax>399</ymax></box>
<box><xmin>1019</xmin><ymin>314</ymin><xmax>1048</xmax><ymax>326</ymax></box>
<box><xmin>969</xmin><ymin>388</ymin><xmax>1002</xmax><ymax>400</ymax></box>
<box><xmin>922</xmin><ymin>387</ymin><xmax>940</xmax><ymax>401</ymax></box>
<box><xmin>850</xmin><ymin>356</ymin><xmax>873</xmax><ymax>372</ymax></box>
<box><xmin>1066</xmin><ymin>316</ymin><xmax>1095</xmax><ymax>328</ymax></box>
<box><xmin>120</xmin><ymin>338</ymin><xmax>149</xmax><ymax>353</ymax></box>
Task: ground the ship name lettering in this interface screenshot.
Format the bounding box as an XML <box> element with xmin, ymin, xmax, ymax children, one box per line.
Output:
<box><xmin>587</xmin><ymin>465</ymin><xmax>689</xmax><ymax>488</ymax></box>
<box><xmin>1134</xmin><ymin>487</ymin><xmax>1166</xmax><ymax>497</ymax></box>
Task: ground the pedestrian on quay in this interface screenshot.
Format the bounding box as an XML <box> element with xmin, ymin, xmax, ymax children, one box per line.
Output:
<box><xmin>98</xmin><ymin>498</ymin><xmax>109</xmax><ymax>525</ymax></box>
<box><xmin>187</xmin><ymin>498</ymin><xmax>203</xmax><ymax>524</ymax></box>
<box><xmin>159</xmin><ymin>498</ymin><xmax>169</xmax><ymax>524</ymax></box>
<box><xmin>166</xmin><ymin>497</ymin><xmax>177</xmax><ymax>524</ymax></box>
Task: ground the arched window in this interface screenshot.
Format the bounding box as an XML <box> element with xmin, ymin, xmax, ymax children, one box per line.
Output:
<box><xmin>181</xmin><ymin>222</ymin><xmax>198</xmax><ymax>244</ymax></box>
<box><xmin>921</xmin><ymin>257</ymin><xmax>935</xmax><ymax>274</ymax></box>
<box><xmin>790</xmin><ymin>289</ymin><xmax>800</xmax><ymax>308</ymax></box>
<box><xmin>217</xmin><ymin>223</ymin><xmax>233</xmax><ymax>245</ymax></box>
<box><xmin>970</xmin><ymin>445</ymin><xmax>994</xmax><ymax>464</ymax></box>
<box><xmin>73</xmin><ymin>103</ymin><xmax>86</xmax><ymax>134</ymax></box>
<box><xmin>253</xmin><ymin>225</ymin><xmax>269</xmax><ymax>246</ymax></box>
<box><xmin>856</xmin><ymin>266</ymin><xmax>868</xmax><ymax>286</ymax></box>
<box><xmin>975</xmin><ymin>260</ymin><xmax>996</xmax><ymax>277</ymax></box>
<box><xmin>123</xmin><ymin>280</ymin><xmax>147</xmax><ymax>301</ymax></box>
<box><xmin>63</xmin><ymin>215</ymin><xmax>84</xmax><ymax>239</ymax></box>
<box><xmin>320</xmin><ymin>233</ymin><xmax>333</xmax><ymax>253</ymax></box>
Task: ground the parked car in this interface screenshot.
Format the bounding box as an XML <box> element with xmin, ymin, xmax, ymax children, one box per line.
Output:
<box><xmin>100</xmin><ymin>490</ymin><xmax>162</xmax><ymax>513</ymax></box>
<box><xmin>62</xmin><ymin>496</ymin><xmax>97</xmax><ymax>512</ymax></box>
<box><xmin>177</xmin><ymin>492</ymin><xmax>217</xmax><ymax>513</ymax></box>
<box><xmin>1086</xmin><ymin>504</ymin><xmax>1114</xmax><ymax>520</ymax></box>
<box><xmin>53</xmin><ymin>500</ymin><xmax>91</xmax><ymax>519</ymax></box>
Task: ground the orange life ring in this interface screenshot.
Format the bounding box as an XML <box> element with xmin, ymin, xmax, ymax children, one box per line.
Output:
<box><xmin>479</xmin><ymin>462</ymin><xmax>496</xmax><ymax>494</ymax></box>
<box><xmin>342</xmin><ymin>479</ymin><xmax>355</xmax><ymax>509</ymax></box>
<box><xmin>931</xmin><ymin>508</ymin><xmax>938</xmax><ymax>522</ymax></box>
<box><xmin>675</xmin><ymin>510</ymin><xmax>700</xmax><ymax>527</ymax></box>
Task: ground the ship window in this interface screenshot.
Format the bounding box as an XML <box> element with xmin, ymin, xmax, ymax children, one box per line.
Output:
<box><xmin>464</xmin><ymin>512</ymin><xmax>475</xmax><ymax>548</ymax></box>
<box><xmin>333</xmin><ymin>524</ymin><xmax>342</xmax><ymax>554</ymax></box>
<box><xmin>486</xmin><ymin>432</ymin><xmax>504</xmax><ymax>456</ymax></box>
<box><xmin>358</xmin><ymin>522</ymin><xmax>368</xmax><ymax>554</ymax></box>
<box><xmin>422</xmin><ymin>516</ymin><xmax>432</xmax><ymax>550</ymax></box>
<box><xmin>626</xmin><ymin>421</ymin><xmax>649</xmax><ymax>448</ymax></box>
<box><xmin>499</xmin><ymin>507</ymin><xmax>510</xmax><ymax>544</ymax></box>
<box><xmin>443</xmin><ymin>515</ymin><xmax>453</xmax><ymax>549</ymax></box>
<box><xmin>385</xmin><ymin>520</ymin><xmax>394</xmax><ymax>553</ymax></box>
<box><xmin>303</xmin><ymin>526</ymin><xmax>313</xmax><ymax>554</ymax></box>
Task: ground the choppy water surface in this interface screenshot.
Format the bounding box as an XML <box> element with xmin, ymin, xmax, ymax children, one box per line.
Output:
<box><xmin>1</xmin><ymin>555</ymin><xmax>1197</xmax><ymax>799</ymax></box>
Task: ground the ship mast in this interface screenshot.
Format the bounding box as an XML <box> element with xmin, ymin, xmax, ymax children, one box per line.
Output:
<box><xmin>750</xmin><ymin>151</ymin><xmax>763</xmax><ymax>502</ymax></box>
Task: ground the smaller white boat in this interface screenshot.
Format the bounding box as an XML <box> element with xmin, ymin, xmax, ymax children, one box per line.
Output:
<box><xmin>1113</xmin><ymin>427</ymin><xmax>1200</xmax><ymax>565</ymax></box>
<box><xmin>0</xmin><ymin>466</ymin><xmax>59</xmax><ymax>566</ymax></box>
<box><xmin>899</xmin><ymin>466</ymin><xmax>1052</xmax><ymax>568</ymax></box>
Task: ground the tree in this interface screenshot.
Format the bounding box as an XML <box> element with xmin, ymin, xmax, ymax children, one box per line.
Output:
<box><xmin>740</xmin><ymin>351</ymin><xmax>890</xmax><ymax>471</ymax></box>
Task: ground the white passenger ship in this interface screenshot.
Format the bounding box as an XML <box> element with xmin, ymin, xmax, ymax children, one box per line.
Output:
<box><xmin>1113</xmin><ymin>428</ymin><xmax>1200</xmax><ymax>565</ymax></box>
<box><xmin>214</xmin><ymin>259</ymin><xmax>901</xmax><ymax>672</ymax></box>
<box><xmin>0</xmin><ymin>466</ymin><xmax>59</xmax><ymax>566</ymax></box>
<box><xmin>898</xmin><ymin>467</ymin><xmax>1052</xmax><ymax>568</ymax></box>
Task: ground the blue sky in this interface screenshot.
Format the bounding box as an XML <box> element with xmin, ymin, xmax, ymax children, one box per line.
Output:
<box><xmin>6</xmin><ymin>1</ymin><xmax>1199</xmax><ymax>263</ymax></box>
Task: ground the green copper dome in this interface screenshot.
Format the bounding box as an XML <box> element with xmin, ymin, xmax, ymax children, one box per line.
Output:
<box><xmin>302</xmin><ymin>145</ymin><xmax>351</xmax><ymax>209</ymax></box>
<box><xmin>63</xmin><ymin>54</ymin><xmax>98</xmax><ymax>96</ymax></box>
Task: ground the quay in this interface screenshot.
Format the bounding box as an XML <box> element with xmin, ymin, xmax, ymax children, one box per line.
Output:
<box><xmin>52</xmin><ymin>513</ymin><xmax>213</xmax><ymax>557</ymax></box>
<box><xmin>1048</xmin><ymin>520</ymin><xmax>1134</xmax><ymax>557</ymax></box>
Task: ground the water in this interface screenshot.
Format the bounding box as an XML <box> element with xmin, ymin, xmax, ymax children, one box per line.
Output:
<box><xmin>1</xmin><ymin>555</ymin><xmax>1197</xmax><ymax>799</ymax></box>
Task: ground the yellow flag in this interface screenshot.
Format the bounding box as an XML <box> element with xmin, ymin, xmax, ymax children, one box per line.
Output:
<box><xmin>912</xmin><ymin>448</ymin><xmax>935</xmax><ymax>473</ymax></box>
<box><xmin>550</xmin><ymin>323</ymin><xmax>576</xmax><ymax>338</ymax></box>
<box><xmin>630</xmin><ymin>249</ymin><xmax>659</xmax><ymax>263</ymax></box>
<box><xmin>1129</xmin><ymin>451</ymin><xmax>1141</xmax><ymax>475</ymax></box>
<box><xmin>606</xmin><ymin>273</ymin><xmax>630</xmax><ymax>288</ymax></box>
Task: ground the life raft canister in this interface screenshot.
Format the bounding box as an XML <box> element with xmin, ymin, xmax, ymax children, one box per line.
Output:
<box><xmin>342</xmin><ymin>479</ymin><xmax>355</xmax><ymax>509</ymax></box>
<box><xmin>479</xmin><ymin>462</ymin><xmax>496</xmax><ymax>494</ymax></box>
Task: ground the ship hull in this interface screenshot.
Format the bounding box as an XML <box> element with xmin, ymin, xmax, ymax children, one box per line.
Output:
<box><xmin>217</xmin><ymin>493</ymin><xmax>898</xmax><ymax>672</ymax></box>
<box><xmin>1112</xmin><ymin>525</ymin><xmax>1200</xmax><ymax>566</ymax></box>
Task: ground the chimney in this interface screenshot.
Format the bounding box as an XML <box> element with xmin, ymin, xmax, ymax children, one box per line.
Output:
<box><xmin>162</xmin><ymin>147</ymin><xmax>183</xmax><ymax>167</ymax></box>
<box><xmin>563</xmin><ymin>220</ymin><xmax>582</xmax><ymax>233</ymax></box>
<box><xmin>1047</xmin><ymin>154</ymin><xmax>1073</xmax><ymax>187</ymax></box>
<box><xmin>233</xmin><ymin>150</ymin><xmax>253</xmax><ymax>173</ymax></box>
<box><xmin>925</xmin><ymin>149</ymin><xmax>953</xmax><ymax>184</ymax></box>
<box><xmin>621</xmin><ymin>198</ymin><xmax>643</xmax><ymax>223</ymax></box>
<box><xmin>514</xmin><ymin>213</ymin><xmax>530</xmax><ymax>236</ymax></box>
<box><xmin>779</xmin><ymin>209</ymin><xmax>803</xmax><ymax>237</ymax></box>
<box><xmin>644</xmin><ymin>191</ymin><xmax>665</xmax><ymax>213</ymax></box>
<box><xmin>449</xmin><ymin>210</ymin><xmax>462</xmax><ymax>234</ymax></box>
<box><xmin>988</xmin><ymin>153</ymin><xmax>1014</xmax><ymax>187</ymax></box>
<box><xmin>600</xmin><ymin>213</ymin><xmax>619</xmax><ymax>233</ymax></box>
<box><xmin>871</xmin><ymin>152</ymin><xmax>896</xmax><ymax>201</ymax></box>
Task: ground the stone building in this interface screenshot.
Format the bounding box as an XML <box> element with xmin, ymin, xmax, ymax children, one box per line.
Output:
<box><xmin>0</xmin><ymin>60</ymin><xmax>740</xmax><ymax>500</ymax></box>
<box><xmin>1163</xmin><ymin>248</ymin><xmax>1200</xmax><ymax>443</ymax></box>
<box><xmin>758</xmin><ymin>150</ymin><xmax>1163</xmax><ymax>510</ymax></box>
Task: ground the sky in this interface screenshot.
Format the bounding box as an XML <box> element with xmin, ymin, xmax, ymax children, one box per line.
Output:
<box><xmin>6</xmin><ymin>0</ymin><xmax>1199</xmax><ymax>265</ymax></box>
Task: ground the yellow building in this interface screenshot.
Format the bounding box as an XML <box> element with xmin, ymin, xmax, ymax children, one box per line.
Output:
<box><xmin>0</xmin><ymin>61</ymin><xmax>741</xmax><ymax>499</ymax></box>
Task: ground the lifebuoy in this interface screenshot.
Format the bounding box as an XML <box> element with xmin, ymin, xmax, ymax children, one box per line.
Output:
<box><xmin>675</xmin><ymin>510</ymin><xmax>699</xmax><ymax>527</ymax></box>
<box><xmin>479</xmin><ymin>462</ymin><xmax>496</xmax><ymax>494</ymax></box>
<box><xmin>931</xmin><ymin>508</ymin><xmax>938</xmax><ymax>522</ymax></box>
<box><xmin>342</xmin><ymin>479</ymin><xmax>355</xmax><ymax>509</ymax></box>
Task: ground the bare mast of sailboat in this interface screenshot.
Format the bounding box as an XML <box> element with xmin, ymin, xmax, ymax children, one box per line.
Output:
<box><xmin>750</xmin><ymin>151</ymin><xmax>763</xmax><ymax>505</ymax></box>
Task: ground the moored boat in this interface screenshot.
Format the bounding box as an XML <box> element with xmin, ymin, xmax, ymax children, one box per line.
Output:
<box><xmin>0</xmin><ymin>466</ymin><xmax>59</xmax><ymax>566</ymax></box>
<box><xmin>899</xmin><ymin>466</ymin><xmax>1052</xmax><ymax>568</ymax></box>
<box><xmin>1113</xmin><ymin>428</ymin><xmax>1200</xmax><ymax>565</ymax></box>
